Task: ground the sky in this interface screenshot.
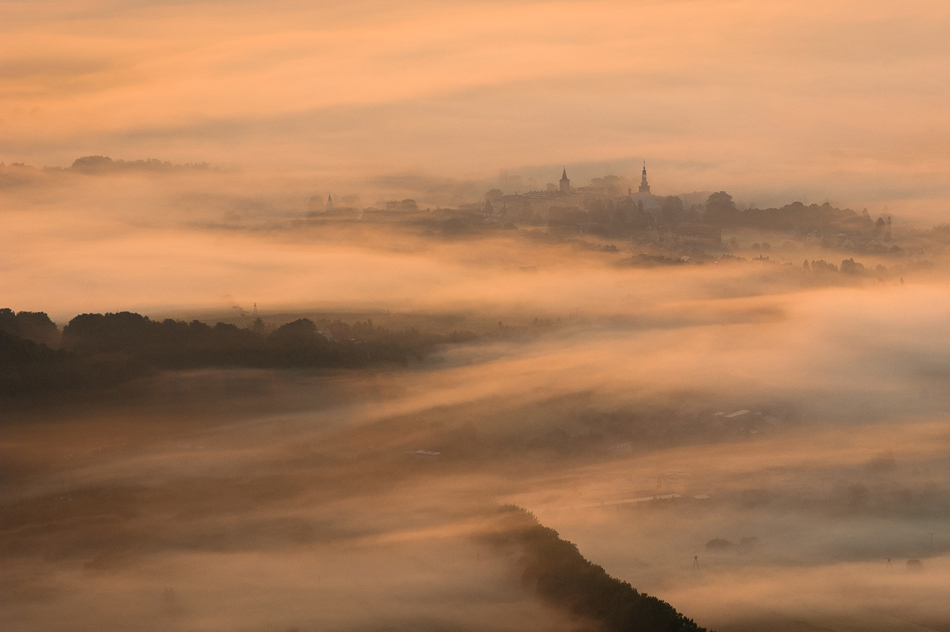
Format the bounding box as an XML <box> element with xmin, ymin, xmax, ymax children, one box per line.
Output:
<box><xmin>2</xmin><ymin>0</ymin><xmax>949</xmax><ymax>213</ymax></box>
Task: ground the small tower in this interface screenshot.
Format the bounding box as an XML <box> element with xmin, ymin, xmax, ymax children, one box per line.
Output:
<box><xmin>326</xmin><ymin>193</ymin><xmax>334</xmax><ymax>212</ymax></box>
<box><xmin>250</xmin><ymin>303</ymin><xmax>265</xmax><ymax>335</ymax></box>
<box><xmin>559</xmin><ymin>168</ymin><xmax>571</xmax><ymax>194</ymax></box>
<box><xmin>639</xmin><ymin>163</ymin><xmax>651</xmax><ymax>194</ymax></box>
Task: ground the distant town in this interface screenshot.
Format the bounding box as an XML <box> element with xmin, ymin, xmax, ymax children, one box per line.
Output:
<box><xmin>4</xmin><ymin>155</ymin><xmax>927</xmax><ymax>275</ymax></box>
<box><xmin>304</xmin><ymin>164</ymin><xmax>919</xmax><ymax>274</ymax></box>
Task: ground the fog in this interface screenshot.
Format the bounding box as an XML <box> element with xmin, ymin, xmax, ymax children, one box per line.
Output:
<box><xmin>3</xmin><ymin>163</ymin><xmax>944</xmax><ymax>320</ymax></box>
<box><xmin>4</xmin><ymin>165</ymin><xmax>950</xmax><ymax>632</ymax></box>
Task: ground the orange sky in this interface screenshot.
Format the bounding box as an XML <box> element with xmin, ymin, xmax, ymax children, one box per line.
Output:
<box><xmin>2</xmin><ymin>0</ymin><xmax>949</xmax><ymax>211</ymax></box>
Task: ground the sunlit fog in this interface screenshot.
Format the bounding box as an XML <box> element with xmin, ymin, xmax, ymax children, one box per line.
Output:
<box><xmin>3</xmin><ymin>2</ymin><xmax>950</xmax><ymax>632</ymax></box>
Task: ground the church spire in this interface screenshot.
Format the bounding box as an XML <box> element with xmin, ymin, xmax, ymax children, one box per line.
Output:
<box><xmin>559</xmin><ymin>167</ymin><xmax>570</xmax><ymax>193</ymax></box>
<box><xmin>638</xmin><ymin>162</ymin><xmax>651</xmax><ymax>194</ymax></box>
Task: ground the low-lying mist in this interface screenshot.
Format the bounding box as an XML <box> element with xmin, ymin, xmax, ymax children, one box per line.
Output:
<box><xmin>4</xmin><ymin>165</ymin><xmax>950</xmax><ymax>632</ymax></box>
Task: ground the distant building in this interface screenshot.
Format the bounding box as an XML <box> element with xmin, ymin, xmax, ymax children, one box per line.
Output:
<box><xmin>638</xmin><ymin>163</ymin><xmax>651</xmax><ymax>193</ymax></box>
<box><xmin>618</xmin><ymin>192</ymin><xmax>654</xmax><ymax>229</ymax></box>
<box><xmin>326</xmin><ymin>193</ymin><xmax>333</xmax><ymax>212</ymax></box>
<box><xmin>486</xmin><ymin>164</ymin><xmax>667</xmax><ymax>228</ymax></box>
<box><xmin>628</xmin><ymin>163</ymin><xmax>661</xmax><ymax>222</ymax></box>
<box><xmin>559</xmin><ymin>168</ymin><xmax>571</xmax><ymax>194</ymax></box>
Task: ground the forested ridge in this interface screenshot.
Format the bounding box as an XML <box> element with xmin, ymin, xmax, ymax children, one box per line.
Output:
<box><xmin>0</xmin><ymin>308</ymin><xmax>474</xmax><ymax>398</ymax></box>
<box><xmin>486</xmin><ymin>507</ymin><xmax>708</xmax><ymax>632</ymax></box>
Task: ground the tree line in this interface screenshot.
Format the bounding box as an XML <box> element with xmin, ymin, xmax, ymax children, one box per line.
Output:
<box><xmin>484</xmin><ymin>506</ymin><xmax>707</xmax><ymax>632</ymax></box>
<box><xmin>0</xmin><ymin>309</ymin><xmax>476</xmax><ymax>399</ymax></box>
<box><xmin>703</xmin><ymin>192</ymin><xmax>880</xmax><ymax>233</ymax></box>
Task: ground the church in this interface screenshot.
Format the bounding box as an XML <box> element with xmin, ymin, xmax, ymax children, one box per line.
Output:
<box><xmin>493</xmin><ymin>163</ymin><xmax>662</xmax><ymax>227</ymax></box>
<box><xmin>626</xmin><ymin>163</ymin><xmax>661</xmax><ymax>223</ymax></box>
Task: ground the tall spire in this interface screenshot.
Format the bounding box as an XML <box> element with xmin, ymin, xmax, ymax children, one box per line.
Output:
<box><xmin>639</xmin><ymin>162</ymin><xmax>651</xmax><ymax>194</ymax></box>
<box><xmin>559</xmin><ymin>167</ymin><xmax>570</xmax><ymax>193</ymax></box>
<box><xmin>326</xmin><ymin>192</ymin><xmax>333</xmax><ymax>212</ymax></box>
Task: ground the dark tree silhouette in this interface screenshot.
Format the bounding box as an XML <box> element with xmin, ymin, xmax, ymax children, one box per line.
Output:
<box><xmin>703</xmin><ymin>191</ymin><xmax>739</xmax><ymax>226</ymax></box>
<box><xmin>486</xmin><ymin>507</ymin><xmax>707</xmax><ymax>632</ymax></box>
<box><xmin>3</xmin><ymin>308</ymin><xmax>477</xmax><ymax>399</ymax></box>
<box><xmin>840</xmin><ymin>258</ymin><xmax>867</xmax><ymax>275</ymax></box>
<box><xmin>659</xmin><ymin>196</ymin><xmax>685</xmax><ymax>226</ymax></box>
<box><xmin>0</xmin><ymin>308</ymin><xmax>60</xmax><ymax>347</ymax></box>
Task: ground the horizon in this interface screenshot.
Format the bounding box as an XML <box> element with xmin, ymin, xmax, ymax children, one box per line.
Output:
<box><xmin>0</xmin><ymin>153</ymin><xmax>916</xmax><ymax>219</ymax></box>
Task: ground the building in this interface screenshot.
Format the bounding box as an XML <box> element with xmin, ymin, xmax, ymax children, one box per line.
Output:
<box><xmin>489</xmin><ymin>164</ymin><xmax>663</xmax><ymax>227</ymax></box>
<box><xmin>559</xmin><ymin>168</ymin><xmax>571</xmax><ymax>193</ymax></box>
<box><xmin>638</xmin><ymin>163</ymin><xmax>651</xmax><ymax>193</ymax></box>
<box><xmin>628</xmin><ymin>163</ymin><xmax>661</xmax><ymax>222</ymax></box>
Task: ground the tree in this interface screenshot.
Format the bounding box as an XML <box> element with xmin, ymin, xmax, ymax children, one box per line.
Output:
<box><xmin>0</xmin><ymin>309</ymin><xmax>60</xmax><ymax>347</ymax></box>
<box><xmin>810</xmin><ymin>259</ymin><xmax>838</xmax><ymax>273</ymax></box>
<box><xmin>62</xmin><ymin>311</ymin><xmax>152</xmax><ymax>353</ymax></box>
<box><xmin>840</xmin><ymin>258</ymin><xmax>866</xmax><ymax>275</ymax></box>
<box><xmin>268</xmin><ymin>318</ymin><xmax>324</xmax><ymax>347</ymax></box>
<box><xmin>659</xmin><ymin>196</ymin><xmax>685</xmax><ymax>226</ymax></box>
<box><xmin>704</xmin><ymin>191</ymin><xmax>739</xmax><ymax>225</ymax></box>
<box><xmin>485</xmin><ymin>189</ymin><xmax>503</xmax><ymax>203</ymax></box>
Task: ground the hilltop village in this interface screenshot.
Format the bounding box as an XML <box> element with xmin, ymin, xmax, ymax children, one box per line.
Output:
<box><xmin>305</xmin><ymin>166</ymin><xmax>912</xmax><ymax>270</ymax></box>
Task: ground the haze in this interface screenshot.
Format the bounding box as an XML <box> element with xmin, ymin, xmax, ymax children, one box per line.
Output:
<box><xmin>3</xmin><ymin>0</ymin><xmax>950</xmax><ymax>213</ymax></box>
<box><xmin>4</xmin><ymin>2</ymin><xmax>950</xmax><ymax>632</ymax></box>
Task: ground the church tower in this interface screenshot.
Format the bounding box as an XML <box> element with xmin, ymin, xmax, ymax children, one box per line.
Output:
<box><xmin>559</xmin><ymin>168</ymin><xmax>571</xmax><ymax>193</ymax></box>
<box><xmin>326</xmin><ymin>193</ymin><xmax>333</xmax><ymax>212</ymax></box>
<box><xmin>638</xmin><ymin>163</ymin><xmax>651</xmax><ymax>194</ymax></box>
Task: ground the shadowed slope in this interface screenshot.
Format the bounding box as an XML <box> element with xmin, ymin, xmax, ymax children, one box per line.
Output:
<box><xmin>485</xmin><ymin>507</ymin><xmax>708</xmax><ymax>632</ymax></box>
